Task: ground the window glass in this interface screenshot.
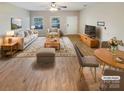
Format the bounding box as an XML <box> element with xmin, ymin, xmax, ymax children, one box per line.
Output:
<box><xmin>51</xmin><ymin>17</ymin><xmax>60</xmax><ymax>28</ymax></box>
<box><xmin>33</xmin><ymin>17</ymin><xmax>43</xmax><ymax>29</ymax></box>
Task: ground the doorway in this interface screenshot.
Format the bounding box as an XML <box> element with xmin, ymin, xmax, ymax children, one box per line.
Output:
<box><xmin>66</xmin><ymin>16</ymin><xmax>77</xmax><ymax>35</ymax></box>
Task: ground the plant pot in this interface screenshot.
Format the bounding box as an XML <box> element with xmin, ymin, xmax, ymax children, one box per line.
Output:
<box><xmin>111</xmin><ymin>46</ymin><xmax>117</xmax><ymax>55</ymax></box>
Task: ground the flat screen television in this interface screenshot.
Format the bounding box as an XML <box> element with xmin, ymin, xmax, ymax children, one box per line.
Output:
<box><xmin>85</xmin><ymin>25</ymin><xmax>96</xmax><ymax>38</ymax></box>
<box><xmin>11</xmin><ymin>18</ymin><xmax>22</xmax><ymax>30</ymax></box>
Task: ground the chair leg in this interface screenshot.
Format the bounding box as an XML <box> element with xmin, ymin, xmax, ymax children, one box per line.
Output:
<box><xmin>90</xmin><ymin>67</ymin><xmax>97</xmax><ymax>82</ymax></box>
<box><xmin>79</xmin><ymin>66</ymin><xmax>82</xmax><ymax>72</ymax></box>
<box><xmin>79</xmin><ymin>66</ymin><xmax>83</xmax><ymax>81</ymax></box>
<box><xmin>94</xmin><ymin>67</ymin><xmax>97</xmax><ymax>82</ymax></box>
<box><xmin>102</xmin><ymin>63</ymin><xmax>105</xmax><ymax>74</ymax></box>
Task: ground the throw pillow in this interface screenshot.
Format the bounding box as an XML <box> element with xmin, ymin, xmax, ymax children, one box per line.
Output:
<box><xmin>51</xmin><ymin>28</ymin><xmax>57</xmax><ymax>32</ymax></box>
<box><xmin>31</xmin><ymin>30</ymin><xmax>38</xmax><ymax>34</ymax></box>
<box><xmin>16</xmin><ymin>31</ymin><xmax>25</xmax><ymax>37</ymax></box>
<box><xmin>24</xmin><ymin>31</ymin><xmax>29</xmax><ymax>37</ymax></box>
<box><xmin>28</xmin><ymin>30</ymin><xmax>33</xmax><ymax>35</ymax></box>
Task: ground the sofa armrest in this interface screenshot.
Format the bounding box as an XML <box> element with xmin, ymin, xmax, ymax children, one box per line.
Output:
<box><xmin>14</xmin><ymin>37</ymin><xmax>24</xmax><ymax>50</ymax></box>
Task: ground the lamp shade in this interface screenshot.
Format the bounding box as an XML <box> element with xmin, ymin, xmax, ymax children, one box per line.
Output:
<box><xmin>31</xmin><ymin>25</ymin><xmax>35</xmax><ymax>29</ymax></box>
<box><xmin>6</xmin><ymin>31</ymin><xmax>15</xmax><ymax>36</ymax></box>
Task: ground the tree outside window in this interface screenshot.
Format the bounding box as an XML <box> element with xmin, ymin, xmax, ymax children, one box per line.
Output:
<box><xmin>34</xmin><ymin>17</ymin><xmax>43</xmax><ymax>29</ymax></box>
<box><xmin>51</xmin><ymin>17</ymin><xmax>60</xmax><ymax>28</ymax></box>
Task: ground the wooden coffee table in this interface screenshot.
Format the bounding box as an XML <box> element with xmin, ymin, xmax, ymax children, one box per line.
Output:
<box><xmin>44</xmin><ymin>38</ymin><xmax>60</xmax><ymax>50</ymax></box>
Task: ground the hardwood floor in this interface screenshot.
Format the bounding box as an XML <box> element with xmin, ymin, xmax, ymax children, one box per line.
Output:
<box><xmin>0</xmin><ymin>35</ymin><xmax>90</xmax><ymax>91</ymax></box>
<box><xmin>0</xmin><ymin>57</ymin><xmax>88</xmax><ymax>91</ymax></box>
<box><xmin>67</xmin><ymin>35</ymin><xmax>95</xmax><ymax>56</ymax></box>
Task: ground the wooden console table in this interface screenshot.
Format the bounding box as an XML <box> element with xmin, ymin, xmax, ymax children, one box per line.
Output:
<box><xmin>1</xmin><ymin>42</ymin><xmax>18</xmax><ymax>57</ymax></box>
<box><xmin>94</xmin><ymin>48</ymin><xmax>124</xmax><ymax>70</ymax></box>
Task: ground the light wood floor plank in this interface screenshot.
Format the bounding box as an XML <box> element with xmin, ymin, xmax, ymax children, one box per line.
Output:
<box><xmin>0</xmin><ymin>35</ymin><xmax>90</xmax><ymax>91</ymax></box>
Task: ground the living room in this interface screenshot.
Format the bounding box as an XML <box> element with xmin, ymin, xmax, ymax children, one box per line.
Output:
<box><xmin>0</xmin><ymin>0</ymin><xmax>124</xmax><ymax>91</ymax></box>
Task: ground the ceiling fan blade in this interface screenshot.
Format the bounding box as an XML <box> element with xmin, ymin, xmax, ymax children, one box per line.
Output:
<box><xmin>58</xmin><ymin>8</ymin><xmax>61</xmax><ymax>10</ymax></box>
<box><xmin>59</xmin><ymin>6</ymin><xmax>67</xmax><ymax>8</ymax></box>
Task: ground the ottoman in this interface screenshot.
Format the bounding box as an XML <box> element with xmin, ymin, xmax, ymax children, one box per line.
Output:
<box><xmin>36</xmin><ymin>48</ymin><xmax>55</xmax><ymax>64</ymax></box>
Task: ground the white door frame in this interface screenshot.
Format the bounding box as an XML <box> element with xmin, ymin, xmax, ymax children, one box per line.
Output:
<box><xmin>66</xmin><ymin>16</ymin><xmax>77</xmax><ymax>35</ymax></box>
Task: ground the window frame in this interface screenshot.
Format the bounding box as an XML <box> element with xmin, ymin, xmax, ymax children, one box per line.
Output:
<box><xmin>50</xmin><ymin>16</ymin><xmax>60</xmax><ymax>29</ymax></box>
<box><xmin>33</xmin><ymin>16</ymin><xmax>44</xmax><ymax>30</ymax></box>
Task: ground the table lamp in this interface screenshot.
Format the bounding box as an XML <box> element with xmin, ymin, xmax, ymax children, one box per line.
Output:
<box><xmin>6</xmin><ymin>31</ymin><xmax>15</xmax><ymax>43</ymax></box>
<box><xmin>6</xmin><ymin>31</ymin><xmax>15</xmax><ymax>36</ymax></box>
<box><xmin>31</xmin><ymin>26</ymin><xmax>35</xmax><ymax>30</ymax></box>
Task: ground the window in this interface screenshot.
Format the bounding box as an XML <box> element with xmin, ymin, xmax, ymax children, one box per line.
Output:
<box><xmin>33</xmin><ymin>17</ymin><xmax>43</xmax><ymax>29</ymax></box>
<box><xmin>51</xmin><ymin>17</ymin><xmax>60</xmax><ymax>28</ymax></box>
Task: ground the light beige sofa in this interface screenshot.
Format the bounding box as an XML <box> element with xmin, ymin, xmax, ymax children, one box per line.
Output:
<box><xmin>2</xmin><ymin>30</ymin><xmax>38</xmax><ymax>50</ymax></box>
<box><xmin>14</xmin><ymin>30</ymin><xmax>38</xmax><ymax>50</ymax></box>
<box><xmin>1</xmin><ymin>30</ymin><xmax>38</xmax><ymax>51</ymax></box>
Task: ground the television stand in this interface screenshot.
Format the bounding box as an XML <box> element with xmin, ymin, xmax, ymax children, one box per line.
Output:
<box><xmin>90</xmin><ymin>36</ymin><xmax>96</xmax><ymax>39</ymax></box>
<box><xmin>80</xmin><ymin>34</ymin><xmax>99</xmax><ymax>48</ymax></box>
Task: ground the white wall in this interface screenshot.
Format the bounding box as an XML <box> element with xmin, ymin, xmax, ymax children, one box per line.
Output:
<box><xmin>30</xmin><ymin>11</ymin><xmax>79</xmax><ymax>36</ymax></box>
<box><xmin>0</xmin><ymin>3</ymin><xmax>30</xmax><ymax>36</ymax></box>
<box><xmin>79</xmin><ymin>3</ymin><xmax>124</xmax><ymax>41</ymax></box>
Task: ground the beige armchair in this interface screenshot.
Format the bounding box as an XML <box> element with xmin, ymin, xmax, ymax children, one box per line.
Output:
<box><xmin>47</xmin><ymin>28</ymin><xmax>60</xmax><ymax>38</ymax></box>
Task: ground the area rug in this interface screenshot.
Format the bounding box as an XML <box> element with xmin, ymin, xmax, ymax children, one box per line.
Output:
<box><xmin>15</xmin><ymin>37</ymin><xmax>77</xmax><ymax>57</ymax></box>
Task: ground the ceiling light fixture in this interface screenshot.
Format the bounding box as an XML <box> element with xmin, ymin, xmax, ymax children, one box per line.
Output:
<box><xmin>51</xmin><ymin>2</ymin><xmax>56</xmax><ymax>8</ymax></box>
<box><xmin>49</xmin><ymin>2</ymin><xmax>58</xmax><ymax>11</ymax></box>
<box><xmin>49</xmin><ymin>7</ymin><xmax>58</xmax><ymax>11</ymax></box>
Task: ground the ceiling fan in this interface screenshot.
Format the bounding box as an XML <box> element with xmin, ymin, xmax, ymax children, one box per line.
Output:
<box><xmin>49</xmin><ymin>2</ymin><xmax>67</xmax><ymax>11</ymax></box>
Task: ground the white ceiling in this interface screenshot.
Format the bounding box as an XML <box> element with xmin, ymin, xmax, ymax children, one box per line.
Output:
<box><xmin>10</xmin><ymin>2</ymin><xmax>88</xmax><ymax>11</ymax></box>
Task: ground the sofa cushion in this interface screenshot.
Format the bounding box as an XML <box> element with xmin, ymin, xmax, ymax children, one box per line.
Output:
<box><xmin>51</xmin><ymin>28</ymin><xmax>58</xmax><ymax>32</ymax></box>
<box><xmin>30</xmin><ymin>34</ymin><xmax>36</xmax><ymax>40</ymax></box>
<box><xmin>31</xmin><ymin>30</ymin><xmax>38</xmax><ymax>34</ymax></box>
<box><xmin>28</xmin><ymin>30</ymin><xmax>33</xmax><ymax>35</ymax></box>
<box><xmin>24</xmin><ymin>31</ymin><xmax>29</xmax><ymax>37</ymax></box>
<box><xmin>16</xmin><ymin>31</ymin><xmax>25</xmax><ymax>37</ymax></box>
<box><xmin>24</xmin><ymin>36</ymin><xmax>31</xmax><ymax>45</ymax></box>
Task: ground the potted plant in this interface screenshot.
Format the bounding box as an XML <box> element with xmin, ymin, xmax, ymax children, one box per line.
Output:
<box><xmin>108</xmin><ymin>37</ymin><xmax>119</xmax><ymax>55</ymax></box>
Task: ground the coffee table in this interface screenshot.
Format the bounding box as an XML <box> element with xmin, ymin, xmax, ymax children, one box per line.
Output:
<box><xmin>44</xmin><ymin>38</ymin><xmax>60</xmax><ymax>50</ymax></box>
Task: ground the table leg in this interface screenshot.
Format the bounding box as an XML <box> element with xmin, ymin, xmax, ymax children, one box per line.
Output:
<box><xmin>11</xmin><ymin>46</ymin><xmax>12</xmax><ymax>56</ymax></box>
<box><xmin>102</xmin><ymin>63</ymin><xmax>105</xmax><ymax>74</ymax></box>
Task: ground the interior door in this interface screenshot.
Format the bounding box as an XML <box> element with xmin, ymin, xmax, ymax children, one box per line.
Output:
<box><xmin>66</xmin><ymin>16</ymin><xmax>77</xmax><ymax>34</ymax></box>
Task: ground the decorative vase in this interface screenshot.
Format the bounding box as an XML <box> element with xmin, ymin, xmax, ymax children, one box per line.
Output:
<box><xmin>111</xmin><ymin>46</ymin><xmax>117</xmax><ymax>55</ymax></box>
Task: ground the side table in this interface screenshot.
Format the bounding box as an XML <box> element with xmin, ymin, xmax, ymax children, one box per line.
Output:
<box><xmin>1</xmin><ymin>42</ymin><xmax>18</xmax><ymax>57</ymax></box>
